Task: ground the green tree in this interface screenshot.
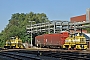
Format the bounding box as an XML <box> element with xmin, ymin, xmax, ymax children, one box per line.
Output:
<box><xmin>0</xmin><ymin>12</ymin><xmax>49</xmax><ymax>47</ymax></box>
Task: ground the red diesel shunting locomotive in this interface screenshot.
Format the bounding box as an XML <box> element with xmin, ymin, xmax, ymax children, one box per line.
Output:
<box><xmin>35</xmin><ymin>31</ymin><xmax>69</xmax><ymax>48</ymax></box>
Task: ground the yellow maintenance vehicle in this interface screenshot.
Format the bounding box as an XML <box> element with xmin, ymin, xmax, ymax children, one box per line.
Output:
<box><xmin>4</xmin><ymin>36</ymin><xmax>25</xmax><ymax>49</ymax></box>
<box><xmin>63</xmin><ymin>33</ymin><xmax>87</xmax><ymax>50</ymax></box>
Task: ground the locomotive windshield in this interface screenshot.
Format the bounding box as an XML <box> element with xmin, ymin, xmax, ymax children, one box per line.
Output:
<box><xmin>10</xmin><ymin>37</ymin><xmax>15</xmax><ymax>40</ymax></box>
<box><xmin>80</xmin><ymin>38</ymin><xmax>86</xmax><ymax>43</ymax></box>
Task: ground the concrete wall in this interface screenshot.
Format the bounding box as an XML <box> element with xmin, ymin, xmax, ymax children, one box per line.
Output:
<box><xmin>86</xmin><ymin>8</ymin><xmax>90</xmax><ymax>21</ymax></box>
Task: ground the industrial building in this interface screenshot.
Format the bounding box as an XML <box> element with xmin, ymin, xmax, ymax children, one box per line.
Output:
<box><xmin>70</xmin><ymin>8</ymin><xmax>90</xmax><ymax>22</ymax></box>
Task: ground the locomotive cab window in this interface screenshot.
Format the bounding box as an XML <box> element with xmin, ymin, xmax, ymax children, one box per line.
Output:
<box><xmin>6</xmin><ymin>41</ymin><xmax>11</xmax><ymax>45</ymax></box>
<box><xmin>80</xmin><ymin>38</ymin><xmax>85</xmax><ymax>43</ymax></box>
<box><xmin>10</xmin><ymin>37</ymin><xmax>16</xmax><ymax>40</ymax></box>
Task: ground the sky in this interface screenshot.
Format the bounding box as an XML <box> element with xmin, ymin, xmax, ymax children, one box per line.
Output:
<box><xmin>0</xmin><ymin>0</ymin><xmax>90</xmax><ymax>32</ymax></box>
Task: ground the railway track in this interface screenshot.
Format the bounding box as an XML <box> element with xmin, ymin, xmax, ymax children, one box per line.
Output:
<box><xmin>0</xmin><ymin>49</ymin><xmax>90</xmax><ymax>60</ymax></box>
<box><xmin>17</xmin><ymin>50</ymin><xmax>90</xmax><ymax>60</ymax></box>
<box><xmin>0</xmin><ymin>50</ymin><xmax>60</xmax><ymax>60</ymax></box>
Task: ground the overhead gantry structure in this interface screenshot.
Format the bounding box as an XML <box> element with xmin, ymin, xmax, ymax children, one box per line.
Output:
<box><xmin>26</xmin><ymin>20</ymin><xmax>90</xmax><ymax>34</ymax></box>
